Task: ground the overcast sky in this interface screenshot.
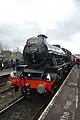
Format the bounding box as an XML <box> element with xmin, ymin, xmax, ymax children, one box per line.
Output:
<box><xmin>0</xmin><ymin>0</ymin><xmax>80</xmax><ymax>54</ymax></box>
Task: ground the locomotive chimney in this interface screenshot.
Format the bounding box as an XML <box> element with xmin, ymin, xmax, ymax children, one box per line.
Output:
<box><xmin>37</xmin><ymin>34</ymin><xmax>48</xmax><ymax>41</ymax></box>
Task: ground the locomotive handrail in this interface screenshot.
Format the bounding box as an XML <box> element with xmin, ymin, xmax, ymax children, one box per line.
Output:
<box><xmin>44</xmin><ymin>62</ymin><xmax>71</xmax><ymax>69</ymax></box>
<box><xmin>43</xmin><ymin>62</ymin><xmax>72</xmax><ymax>73</ymax></box>
<box><xmin>24</xmin><ymin>69</ymin><xmax>43</xmax><ymax>74</ymax></box>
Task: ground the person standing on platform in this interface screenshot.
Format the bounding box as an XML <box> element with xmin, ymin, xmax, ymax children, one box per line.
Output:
<box><xmin>0</xmin><ymin>58</ymin><xmax>4</xmax><ymax>70</ymax></box>
<box><xmin>11</xmin><ymin>59</ymin><xmax>16</xmax><ymax>70</ymax></box>
<box><xmin>16</xmin><ymin>59</ymin><xmax>19</xmax><ymax>67</ymax></box>
<box><xmin>77</xmin><ymin>59</ymin><xmax>80</xmax><ymax>68</ymax></box>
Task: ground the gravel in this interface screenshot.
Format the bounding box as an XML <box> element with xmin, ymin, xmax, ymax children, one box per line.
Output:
<box><xmin>0</xmin><ymin>88</ymin><xmax>22</xmax><ymax>110</ymax></box>
<box><xmin>0</xmin><ymin>96</ymin><xmax>47</xmax><ymax>120</ymax></box>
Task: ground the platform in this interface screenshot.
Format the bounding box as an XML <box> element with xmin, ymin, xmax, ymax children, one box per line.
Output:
<box><xmin>0</xmin><ymin>68</ymin><xmax>15</xmax><ymax>76</ymax></box>
<box><xmin>75</xmin><ymin>72</ymin><xmax>80</xmax><ymax>120</ymax></box>
<box><xmin>38</xmin><ymin>65</ymin><xmax>79</xmax><ymax>120</ymax></box>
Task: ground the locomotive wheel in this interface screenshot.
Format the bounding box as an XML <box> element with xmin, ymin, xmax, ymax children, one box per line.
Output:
<box><xmin>21</xmin><ymin>87</ymin><xmax>32</xmax><ymax>101</ymax></box>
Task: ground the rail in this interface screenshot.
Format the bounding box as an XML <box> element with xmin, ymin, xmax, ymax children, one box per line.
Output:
<box><xmin>0</xmin><ymin>96</ymin><xmax>24</xmax><ymax>114</ymax></box>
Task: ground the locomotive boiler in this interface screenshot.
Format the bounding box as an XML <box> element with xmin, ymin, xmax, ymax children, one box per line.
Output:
<box><xmin>7</xmin><ymin>34</ymin><xmax>73</xmax><ymax>98</ymax></box>
<box><xmin>23</xmin><ymin>34</ymin><xmax>71</xmax><ymax>69</ymax></box>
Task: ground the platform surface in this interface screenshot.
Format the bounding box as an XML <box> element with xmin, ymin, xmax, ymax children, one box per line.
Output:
<box><xmin>75</xmin><ymin>70</ymin><xmax>80</xmax><ymax>120</ymax></box>
<box><xmin>38</xmin><ymin>66</ymin><xmax>79</xmax><ymax>120</ymax></box>
<box><xmin>0</xmin><ymin>68</ymin><xmax>14</xmax><ymax>76</ymax></box>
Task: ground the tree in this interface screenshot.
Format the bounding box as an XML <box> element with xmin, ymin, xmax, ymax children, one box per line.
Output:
<box><xmin>0</xmin><ymin>43</ymin><xmax>4</xmax><ymax>51</ymax></box>
<box><xmin>16</xmin><ymin>47</ymin><xmax>20</xmax><ymax>53</ymax></box>
<box><xmin>12</xmin><ymin>46</ymin><xmax>22</xmax><ymax>59</ymax></box>
<box><xmin>3</xmin><ymin>44</ymin><xmax>11</xmax><ymax>51</ymax></box>
<box><xmin>13</xmin><ymin>46</ymin><xmax>20</xmax><ymax>53</ymax></box>
<box><xmin>0</xmin><ymin>43</ymin><xmax>11</xmax><ymax>51</ymax></box>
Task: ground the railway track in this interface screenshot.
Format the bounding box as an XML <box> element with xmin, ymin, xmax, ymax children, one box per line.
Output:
<box><xmin>0</xmin><ymin>96</ymin><xmax>24</xmax><ymax>114</ymax></box>
<box><xmin>0</xmin><ymin>80</ymin><xmax>15</xmax><ymax>94</ymax></box>
<box><xmin>0</xmin><ymin>87</ymin><xmax>22</xmax><ymax>111</ymax></box>
<box><xmin>0</xmin><ymin>85</ymin><xmax>14</xmax><ymax>94</ymax></box>
<box><xmin>31</xmin><ymin>102</ymin><xmax>48</xmax><ymax>120</ymax></box>
<box><xmin>0</xmin><ymin>71</ymin><xmax>15</xmax><ymax>93</ymax></box>
<box><xmin>0</xmin><ymin>75</ymin><xmax>22</xmax><ymax>113</ymax></box>
<box><xmin>0</xmin><ymin>82</ymin><xmax>6</xmax><ymax>87</ymax></box>
<box><xmin>0</xmin><ymin>75</ymin><xmax>9</xmax><ymax>85</ymax></box>
<box><xmin>0</xmin><ymin>95</ymin><xmax>51</xmax><ymax>120</ymax></box>
<box><xmin>0</xmin><ymin>69</ymin><xmax>15</xmax><ymax>85</ymax></box>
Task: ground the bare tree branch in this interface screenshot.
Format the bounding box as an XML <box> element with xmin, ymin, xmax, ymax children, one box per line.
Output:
<box><xmin>4</xmin><ymin>44</ymin><xmax>10</xmax><ymax>51</ymax></box>
<box><xmin>0</xmin><ymin>43</ymin><xmax>4</xmax><ymax>51</ymax></box>
<box><xmin>13</xmin><ymin>46</ymin><xmax>20</xmax><ymax>53</ymax></box>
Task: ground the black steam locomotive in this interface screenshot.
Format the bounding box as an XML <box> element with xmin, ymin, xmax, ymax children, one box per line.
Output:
<box><xmin>8</xmin><ymin>34</ymin><xmax>73</xmax><ymax>97</ymax></box>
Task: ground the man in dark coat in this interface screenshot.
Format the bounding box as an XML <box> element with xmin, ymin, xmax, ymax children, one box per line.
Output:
<box><xmin>0</xmin><ymin>58</ymin><xmax>3</xmax><ymax>70</ymax></box>
<box><xmin>11</xmin><ymin>59</ymin><xmax>16</xmax><ymax>70</ymax></box>
<box><xmin>16</xmin><ymin>59</ymin><xmax>19</xmax><ymax>66</ymax></box>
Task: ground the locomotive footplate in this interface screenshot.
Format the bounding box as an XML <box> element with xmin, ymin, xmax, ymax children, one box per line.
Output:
<box><xmin>24</xmin><ymin>69</ymin><xmax>43</xmax><ymax>74</ymax></box>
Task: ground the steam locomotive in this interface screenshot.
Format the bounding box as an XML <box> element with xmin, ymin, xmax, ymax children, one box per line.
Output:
<box><xmin>7</xmin><ymin>34</ymin><xmax>73</xmax><ymax>97</ymax></box>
